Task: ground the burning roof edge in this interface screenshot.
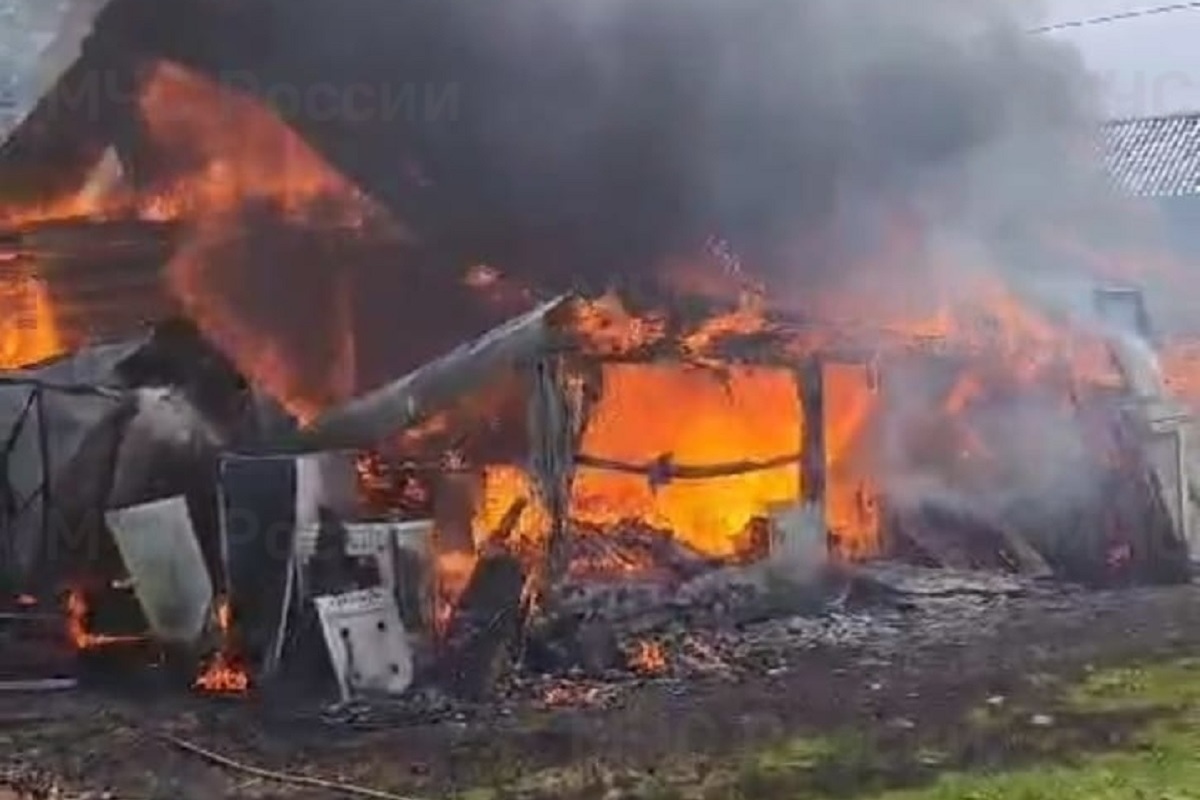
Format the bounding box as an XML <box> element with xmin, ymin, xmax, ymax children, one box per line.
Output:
<box><xmin>295</xmin><ymin>294</ymin><xmax>575</xmax><ymax>452</ymax></box>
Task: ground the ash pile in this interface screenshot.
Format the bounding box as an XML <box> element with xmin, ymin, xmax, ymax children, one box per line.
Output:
<box><xmin>1</xmin><ymin>286</ymin><xmax>1193</xmax><ymax>713</ymax></box>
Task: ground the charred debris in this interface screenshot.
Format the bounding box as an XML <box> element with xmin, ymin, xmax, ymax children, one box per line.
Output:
<box><xmin>0</xmin><ymin>0</ymin><xmax>1197</xmax><ymax>709</ymax></box>
<box><xmin>0</xmin><ymin>285</ymin><xmax>1194</xmax><ymax>705</ymax></box>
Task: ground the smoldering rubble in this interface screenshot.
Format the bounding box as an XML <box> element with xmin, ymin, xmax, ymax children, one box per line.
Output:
<box><xmin>1</xmin><ymin>0</ymin><xmax>1200</xmax><ymax>725</ymax></box>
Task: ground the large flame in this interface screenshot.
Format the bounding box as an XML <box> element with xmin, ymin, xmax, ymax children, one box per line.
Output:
<box><xmin>0</xmin><ymin>273</ymin><xmax>64</xmax><ymax>368</ymax></box>
<box><xmin>138</xmin><ymin>61</ymin><xmax>383</xmax><ymax>421</ymax></box>
<box><xmin>0</xmin><ymin>59</ymin><xmax>378</xmax><ymax>415</ymax></box>
<box><xmin>3</xmin><ymin>44</ymin><xmax>1194</xmax><ymax>623</ymax></box>
<box><xmin>571</xmin><ymin>363</ymin><xmax>800</xmax><ymax>558</ymax></box>
<box><xmin>456</xmin><ymin>246</ymin><xmax>1145</xmax><ymax>579</ymax></box>
<box><xmin>824</xmin><ymin>361</ymin><xmax>881</xmax><ymax>559</ymax></box>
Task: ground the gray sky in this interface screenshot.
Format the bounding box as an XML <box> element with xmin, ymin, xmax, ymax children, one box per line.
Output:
<box><xmin>1045</xmin><ymin>0</ymin><xmax>1200</xmax><ymax>118</ymax></box>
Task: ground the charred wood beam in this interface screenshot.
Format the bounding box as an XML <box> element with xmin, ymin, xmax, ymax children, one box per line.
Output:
<box><xmin>798</xmin><ymin>358</ymin><xmax>825</xmax><ymax>506</ymax></box>
<box><xmin>484</xmin><ymin>497</ymin><xmax>528</xmax><ymax>549</ymax></box>
<box><xmin>528</xmin><ymin>356</ymin><xmax>576</xmax><ymax>597</ymax></box>
<box><xmin>886</xmin><ymin>501</ymin><xmax>1046</xmax><ymax>575</ymax></box>
<box><xmin>438</xmin><ymin>551</ymin><xmax>525</xmax><ymax>701</ymax></box>
<box><xmin>575</xmin><ymin>451</ymin><xmax>802</xmax><ymax>483</ymax></box>
<box><xmin>0</xmin><ymin>219</ymin><xmax>180</xmax><ymax>256</ymax></box>
<box><xmin>587</xmin><ymin>348</ymin><xmax>802</xmax><ymax>368</ymax></box>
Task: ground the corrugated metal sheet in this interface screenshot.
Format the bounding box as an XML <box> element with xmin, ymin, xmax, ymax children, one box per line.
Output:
<box><xmin>1100</xmin><ymin>114</ymin><xmax>1200</xmax><ymax>198</ymax></box>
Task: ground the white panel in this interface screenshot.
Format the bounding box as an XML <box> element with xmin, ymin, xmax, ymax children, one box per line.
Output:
<box><xmin>314</xmin><ymin>588</ymin><xmax>412</xmax><ymax>701</ymax></box>
<box><xmin>105</xmin><ymin>496</ymin><xmax>213</xmax><ymax>646</ymax></box>
<box><xmin>297</xmin><ymin>520</ymin><xmax>435</xmax><ymax>639</ymax></box>
<box><xmin>767</xmin><ymin>501</ymin><xmax>828</xmax><ymax>585</ymax></box>
<box><xmin>295</xmin><ymin>451</ymin><xmax>359</xmax><ymax>529</ymax></box>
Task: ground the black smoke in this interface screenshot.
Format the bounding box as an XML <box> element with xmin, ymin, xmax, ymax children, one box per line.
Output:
<box><xmin>92</xmin><ymin>0</ymin><xmax>1118</xmax><ymax>293</ymax></box>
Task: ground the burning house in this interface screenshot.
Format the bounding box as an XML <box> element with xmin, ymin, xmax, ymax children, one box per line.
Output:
<box><xmin>0</xmin><ymin>0</ymin><xmax>1199</xmax><ymax>703</ymax></box>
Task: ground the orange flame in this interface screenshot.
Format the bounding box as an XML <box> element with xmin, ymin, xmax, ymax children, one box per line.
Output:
<box><xmin>137</xmin><ymin>60</ymin><xmax>386</xmax><ymax>422</ymax></box>
<box><xmin>64</xmin><ymin>588</ymin><xmax>143</xmax><ymax>650</ymax></box>
<box><xmin>194</xmin><ymin>650</ymin><xmax>249</xmax><ymax>694</ymax></box>
<box><xmin>571</xmin><ymin>364</ymin><xmax>800</xmax><ymax>558</ymax></box>
<box><xmin>824</xmin><ymin>362</ymin><xmax>882</xmax><ymax>559</ymax></box>
<box><xmin>628</xmin><ymin>639</ymin><xmax>668</xmax><ymax>675</ymax></box>
<box><xmin>0</xmin><ymin>273</ymin><xmax>64</xmax><ymax>369</ymax></box>
<box><xmin>568</xmin><ymin>291</ymin><xmax>669</xmax><ymax>357</ymax></box>
<box><xmin>679</xmin><ymin>289</ymin><xmax>770</xmax><ymax>364</ymax></box>
<box><xmin>434</xmin><ymin>550</ymin><xmax>479</xmax><ymax>636</ymax></box>
<box><xmin>472</xmin><ymin>466</ymin><xmax>552</xmax><ymax>554</ymax></box>
<box><xmin>134</xmin><ymin>63</ymin><xmax>379</xmax><ymax>225</ymax></box>
<box><xmin>194</xmin><ymin>598</ymin><xmax>249</xmax><ymax>694</ymax></box>
<box><xmin>1160</xmin><ymin>340</ymin><xmax>1200</xmax><ymax>411</ymax></box>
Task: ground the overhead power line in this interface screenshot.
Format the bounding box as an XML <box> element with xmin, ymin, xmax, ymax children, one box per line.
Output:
<box><xmin>1029</xmin><ymin>2</ymin><xmax>1200</xmax><ymax>33</ymax></box>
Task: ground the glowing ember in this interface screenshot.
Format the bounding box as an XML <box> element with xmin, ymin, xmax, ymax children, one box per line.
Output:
<box><xmin>538</xmin><ymin>683</ymin><xmax>615</xmax><ymax>709</ymax></box>
<box><xmin>679</xmin><ymin>289</ymin><xmax>770</xmax><ymax>364</ymax></box>
<box><xmin>569</xmin><ymin>292</ymin><xmax>668</xmax><ymax>357</ymax></box>
<box><xmin>194</xmin><ymin>598</ymin><xmax>249</xmax><ymax>694</ymax></box>
<box><xmin>628</xmin><ymin>639</ymin><xmax>668</xmax><ymax>675</ymax></box>
<box><xmin>194</xmin><ymin>650</ymin><xmax>249</xmax><ymax>694</ymax></box>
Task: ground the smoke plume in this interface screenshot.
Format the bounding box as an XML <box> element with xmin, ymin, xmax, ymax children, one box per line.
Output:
<box><xmin>91</xmin><ymin>0</ymin><xmax>1185</xmax><ymax>575</ymax></box>
<box><xmin>103</xmin><ymin>0</ymin><xmax>1126</xmax><ymax>293</ymax></box>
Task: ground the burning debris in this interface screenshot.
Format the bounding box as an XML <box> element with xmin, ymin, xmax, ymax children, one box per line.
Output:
<box><xmin>0</xmin><ymin>279</ymin><xmax>1195</xmax><ymax>705</ymax></box>
<box><xmin>0</xmin><ymin>317</ymin><xmax>285</xmax><ymax>689</ymax></box>
<box><xmin>193</xmin><ymin>598</ymin><xmax>249</xmax><ymax>695</ymax></box>
<box><xmin>0</xmin><ymin>0</ymin><xmax>1199</xmax><ymax>725</ymax></box>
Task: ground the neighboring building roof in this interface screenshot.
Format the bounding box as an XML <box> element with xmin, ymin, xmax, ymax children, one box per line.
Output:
<box><xmin>1101</xmin><ymin>113</ymin><xmax>1200</xmax><ymax>198</ymax></box>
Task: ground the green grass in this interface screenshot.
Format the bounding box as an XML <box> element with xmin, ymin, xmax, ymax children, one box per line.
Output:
<box><xmin>860</xmin><ymin>720</ymin><xmax>1200</xmax><ymax>800</ymax></box>
<box><xmin>857</xmin><ymin>659</ymin><xmax>1200</xmax><ymax>800</ymax></box>
<box><xmin>1068</xmin><ymin>658</ymin><xmax>1200</xmax><ymax>713</ymax></box>
<box><xmin>457</xmin><ymin>657</ymin><xmax>1200</xmax><ymax>800</ymax></box>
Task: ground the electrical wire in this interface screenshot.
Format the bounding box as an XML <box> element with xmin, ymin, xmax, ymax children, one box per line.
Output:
<box><xmin>1030</xmin><ymin>2</ymin><xmax>1200</xmax><ymax>33</ymax></box>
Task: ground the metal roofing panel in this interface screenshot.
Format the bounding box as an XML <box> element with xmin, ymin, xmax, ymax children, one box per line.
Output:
<box><xmin>1100</xmin><ymin>114</ymin><xmax>1200</xmax><ymax>198</ymax></box>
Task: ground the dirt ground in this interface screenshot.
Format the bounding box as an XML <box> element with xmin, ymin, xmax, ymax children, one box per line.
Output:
<box><xmin>5</xmin><ymin>580</ymin><xmax>1200</xmax><ymax>799</ymax></box>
